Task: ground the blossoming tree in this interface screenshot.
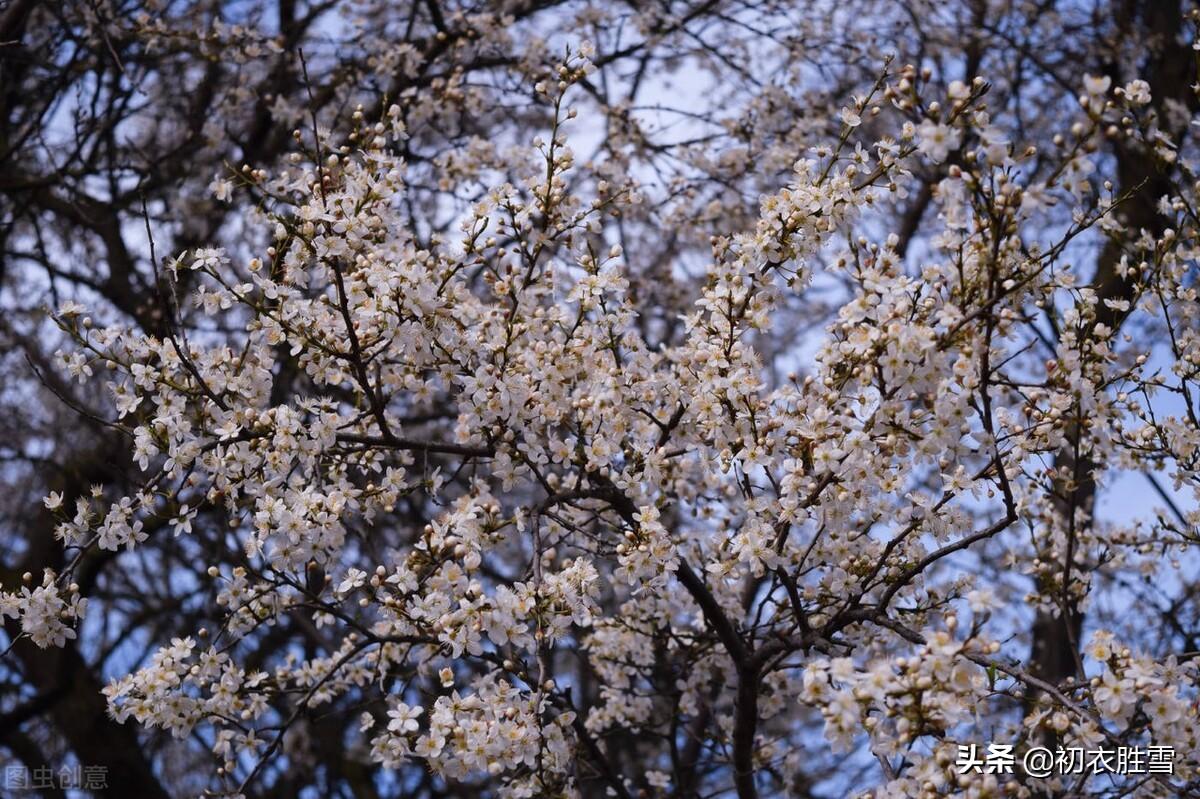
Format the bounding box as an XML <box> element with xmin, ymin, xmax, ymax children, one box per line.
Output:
<box><xmin>3</xmin><ymin>1</ymin><xmax>1200</xmax><ymax>798</ymax></box>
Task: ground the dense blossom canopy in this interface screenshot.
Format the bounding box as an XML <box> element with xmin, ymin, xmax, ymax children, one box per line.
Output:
<box><xmin>2</xmin><ymin>1</ymin><xmax>1200</xmax><ymax>798</ymax></box>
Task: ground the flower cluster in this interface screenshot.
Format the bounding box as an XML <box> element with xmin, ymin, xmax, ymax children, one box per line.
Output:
<box><xmin>13</xmin><ymin>16</ymin><xmax>1200</xmax><ymax>799</ymax></box>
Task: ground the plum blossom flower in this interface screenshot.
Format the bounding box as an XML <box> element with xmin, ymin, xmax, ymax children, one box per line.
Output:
<box><xmin>916</xmin><ymin>120</ymin><xmax>960</xmax><ymax>162</ymax></box>
<box><xmin>387</xmin><ymin>701</ymin><xmax>422</xmax><ymax>734</ymax></box>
